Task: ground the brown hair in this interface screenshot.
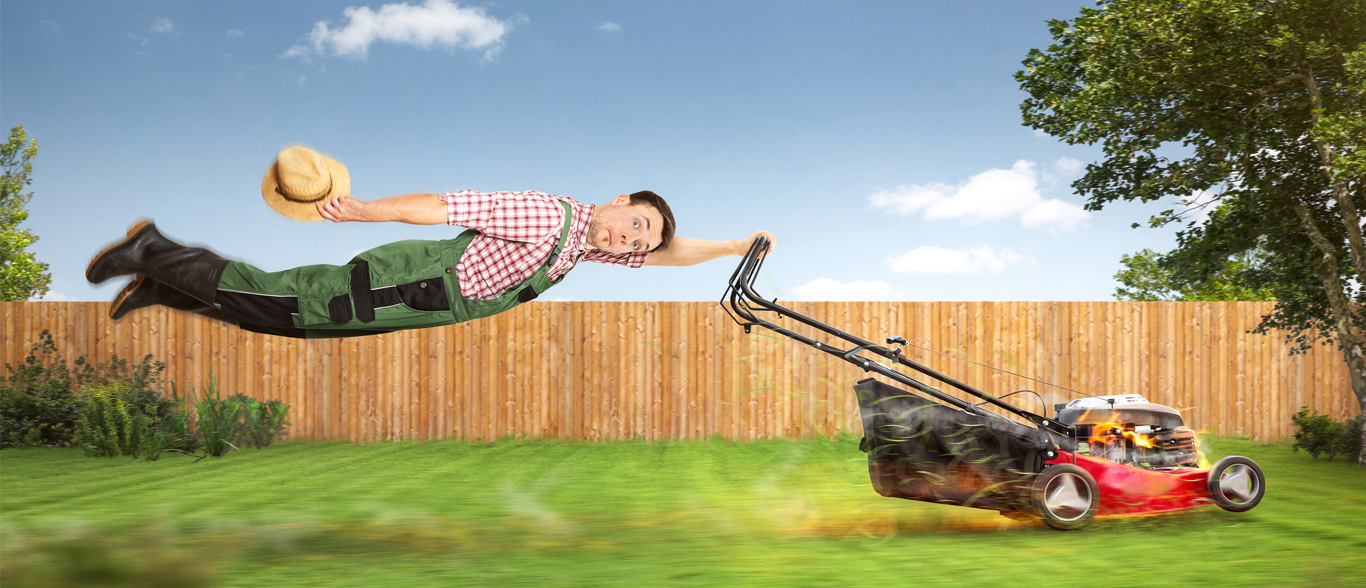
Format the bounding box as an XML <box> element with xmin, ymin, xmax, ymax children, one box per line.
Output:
<box><xmin>628</xmin><ymin>190</ymin><xmax>676</xmax><ymax>252</ymax></box>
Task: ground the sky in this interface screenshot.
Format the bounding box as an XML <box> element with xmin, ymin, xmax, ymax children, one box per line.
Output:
<box><xmin>2</xmin><ymin>0</ymin><xmax>1192</xmax><ymax>303</ymax></box>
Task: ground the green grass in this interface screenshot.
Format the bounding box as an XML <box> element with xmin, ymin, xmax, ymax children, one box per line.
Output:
<box><xmin>2</xmin><ymin>436</ymin><xmax>1364</xmax><ymax>587</ymax></box>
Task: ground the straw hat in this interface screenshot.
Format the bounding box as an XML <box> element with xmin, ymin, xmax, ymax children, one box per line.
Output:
<box><xmin>261</xmin><ymin>146</ymin><xmax>351</xmax><ymax>221</ymax></box>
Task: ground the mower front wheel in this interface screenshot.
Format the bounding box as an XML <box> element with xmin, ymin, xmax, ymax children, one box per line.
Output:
<box><xmin>1031</xmin><ymin>463</ymin><xmax>1099</xmax><ymax>530</ymax></box>
<box><xmin>1206</xmin><ymin>456</ymin><xmax>1265</xmax><ymax>512</ymax></box>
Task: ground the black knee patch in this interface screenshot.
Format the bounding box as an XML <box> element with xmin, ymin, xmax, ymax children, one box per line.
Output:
<box><xmin>217</xmin><ymin>290</ymin><xmax>299</xmax><ymax>328</ymax></box>
<box><xmin>328</xmin><ymin>294</ymin><xmax>352</xmax><ymax>323</ymax></box>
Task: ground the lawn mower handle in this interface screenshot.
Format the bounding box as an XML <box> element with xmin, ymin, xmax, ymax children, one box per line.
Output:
<box><xmin>721</xmin><ymin>236</ymin><xmax>1073</xmax><ymax>443</ymax></box>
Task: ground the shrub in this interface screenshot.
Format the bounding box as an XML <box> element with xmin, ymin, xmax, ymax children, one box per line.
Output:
<box><xmin>75</xmin><ymin>383</ymin><xmax>197</xmax><ymax>461</ymax></box>
<box><xmin>1338</xmin><ymin>414</ymin><xmax>1363</xmax><ymax>461</ymax></box>
<box><xmin>1291</xmin><ymin>407</ymin><xmax>1361</xmax><ymax>461</ymax></box>
<box><xmin>184</xmin><ymin>370</ymin><xmax>291</xmax><ymax>457</ymax></box>
<box><xmin>242</xmin><ymin>397</ymin><xmax>291</xmax><ymax>449</ymax></box>
<box><xmin>2</xmin><ymin>331</ymin><xmax>173</xmax><ymax>450</ymax></box>
<box><xmin>4</xmin><ymin>331</ymin><xmax>290</xmax><ymax>459</ymax></box>
<box><xmin>76</xmin><ymin>385</ymin><xmax>135</xmax><ymax>458</ymax></box>
<box><xmin>0</xmin><ymin>332</ymin><xmax>82</xmax><ymax>448</ymax></box>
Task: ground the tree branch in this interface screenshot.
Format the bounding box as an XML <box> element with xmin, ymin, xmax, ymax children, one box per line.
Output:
<box><xmin>1298</xmin><ymin>58</ymin><xmax>1366</xmax><ymax>286</ymax></box>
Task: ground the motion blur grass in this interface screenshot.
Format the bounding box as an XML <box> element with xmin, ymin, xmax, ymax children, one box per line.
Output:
<box><xmin>2</xmin><ymin>436</ymin><xmax>1363</xmax><ymax>587</ymax></box>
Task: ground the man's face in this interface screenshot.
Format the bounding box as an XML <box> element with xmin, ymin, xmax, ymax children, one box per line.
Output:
<box><xmin>588</xmin><ymin>194</ymin><xmax>665</xmax><ymax>254</ymax></box>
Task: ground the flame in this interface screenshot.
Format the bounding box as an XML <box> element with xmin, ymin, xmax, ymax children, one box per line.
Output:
<box><xmin>1088</xmin><ymin>422</ymin><xmax>1158</xmax><ymax>448</ymax></box>
<box><xmin>1193</xmin><ymin>427</ymin><xmax>1212</xmax><ymax>469</ymax></box>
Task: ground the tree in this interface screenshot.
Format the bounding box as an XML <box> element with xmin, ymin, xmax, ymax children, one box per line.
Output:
<box><xmin>1114</xmin><ymin>247</ymin><xmax>1277</xmax><ymax>301</ymax></box>
<box><xmin>0</xmin><ymin>125</ymin><xmax>50</xmax><ymax>301</ymax></box>
<box><xmin>1017</xmin><ymin>0</ymin><xmax>1366</xmax><ymax>465</ymax></box>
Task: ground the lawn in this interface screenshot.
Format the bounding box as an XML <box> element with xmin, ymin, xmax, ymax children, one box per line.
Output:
<box><xmin>1</xmin><ymin>436</ymin><xmax>1363</xmax><ymax>587</ymax></box>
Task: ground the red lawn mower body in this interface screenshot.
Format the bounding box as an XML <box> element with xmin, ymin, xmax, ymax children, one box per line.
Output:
<box><xmin>1047</xmin><ymin>452</ymin><xmax>1209</xmax><ymax>516</ymax></box>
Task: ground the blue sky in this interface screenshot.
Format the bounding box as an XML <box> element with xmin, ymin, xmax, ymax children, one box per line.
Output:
<box><xmin>3</xmin><ymin>0</ymin><xmax>1187</xmax><ymax>303</ymax></box>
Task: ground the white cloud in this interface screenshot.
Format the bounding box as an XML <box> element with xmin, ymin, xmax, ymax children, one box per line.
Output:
<box><xmin>282</xmin><ymin>44</ymin><xmax>312</xmax><ymax>63</ymax></box>
<box><xmin>1053</xmin><ymin>156</ymin><xmax>1085</xmax><ymax>177</ymax></box>
<box><xmin>792</xmin><ymin>278</ymin><xmax>899</xmax><ymax>301</ymax></box>
<box><xmin>152</xmin><ymin>17</ymin><xmax>173</xmax><ymax>33</ymax></box>
<box><xmin>887</xmin><ymin>245</ymin><xmax>1024</xmax><ymax>275</ymax></box>
<box><xmin>285</xmin><ymin>0</ymin><xmax>518</xmax><ymax>61</ymax></box>
<box><xmin>597</xmin><ymin>21</ymin><xmax>622</xmax><ymax>33</ymax></box>
<box><xmin>869</xmin><ymin>159</ymin><xmax>1089</xmax><ymax>233</ymax></box>
<box><xmin>227</xmin><ymin>29</ymin><xmax>245</xmax><ymax>38</ymax></box>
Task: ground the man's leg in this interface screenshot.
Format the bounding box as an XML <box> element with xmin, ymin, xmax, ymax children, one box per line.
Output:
<box><xmin>111</xmin><ymin>275</ymin><xmax>232</xmax><ymax>322</ymax></box>
<box><xmin>89</xmin><ymin>220</ymin><xmax>353</xmax><ymax>330</ymax></box>
<box><xmin>87</xmin><ymin>220</ymin><xmax>228</xmax><ymax>308</ymax></box>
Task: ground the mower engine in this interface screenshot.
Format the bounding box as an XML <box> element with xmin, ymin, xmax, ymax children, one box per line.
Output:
<box><xmin>1054</xmin><ymin>395</ymin><xmax>1199</xmax><ymax>468</ymax></box>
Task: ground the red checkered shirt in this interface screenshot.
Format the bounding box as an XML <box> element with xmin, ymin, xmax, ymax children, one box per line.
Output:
<box><xmin>438</xmin><ymin>191</ymin><xmax>647</xmax><ymax>300</ymax></box>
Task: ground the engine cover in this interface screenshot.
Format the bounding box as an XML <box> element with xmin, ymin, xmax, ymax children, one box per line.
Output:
<box><xmin>1054</xmin><ymin>395</ymin><xmax>1185</xmax><ymax>429</ymax></box>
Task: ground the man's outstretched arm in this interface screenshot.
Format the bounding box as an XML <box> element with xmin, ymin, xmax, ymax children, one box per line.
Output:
<box><xmin>643</xmin><ymin>231</ymin><xmax>775</xmax><ymax>267</ymax></box>
<box><xmin>316</xmin><ymin>194</ymin><xmax>446</xmax><ymax>225</ymax></box>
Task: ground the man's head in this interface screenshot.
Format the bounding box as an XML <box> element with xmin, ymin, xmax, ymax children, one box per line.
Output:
<box><xmin>587</xmin><ymin>190</ymin><xmax>676</xmax><ymax>254</ymax></box>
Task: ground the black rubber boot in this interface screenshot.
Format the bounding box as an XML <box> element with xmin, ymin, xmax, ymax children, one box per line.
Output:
<box><xmin>87</xmin><ymin>220</ymin><xmax>229</xmax><ymax>307</ymax></box>
<box><xmin>110</xmin><ymin>275</ymin><xmax>233</xmax><ymax>323</ymax></box>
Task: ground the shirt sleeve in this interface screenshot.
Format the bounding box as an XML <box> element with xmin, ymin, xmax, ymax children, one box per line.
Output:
<box><xmin>438</xmin><ymin>190</ymin><xmax>565</xmax><ymax>244</ymax></box>
<box><xmin>582</xmin><ymin>249</ymin><xmax>648</xmax><ymax>268</ymax></box>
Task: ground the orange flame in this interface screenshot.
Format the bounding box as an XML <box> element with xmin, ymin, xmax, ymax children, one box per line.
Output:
<box><xmin>1088</xmin><ymin>422</ymin><xmax>1159</xmax><ymax>448</ymax></box>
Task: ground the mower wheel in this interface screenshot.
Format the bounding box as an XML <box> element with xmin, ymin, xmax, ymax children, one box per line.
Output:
<box><xmin>1031</xmin><ymin>463</ymin><xmax>1099</xmax><ymax>531</ymax></box>
<box><xmin>1206</xmin><ymin>456</ymin><xmax>1265</xmax><ymax>512</ymax></box>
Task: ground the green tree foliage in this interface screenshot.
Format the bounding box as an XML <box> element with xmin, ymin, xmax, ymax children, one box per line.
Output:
<box><xmin>1114</xmin><ymin>247</ymin><xmax>1276</xmax><ymax>301</ymax></box>
<box><xmin>0</xmin><ymin>125</ymin><xmax>50</xmax><ymax>301</ymax></box>
<box><xmin>1017</xmin><ymin>0</ymin><xmax>1366</xmax><ymax>465</ymax></box>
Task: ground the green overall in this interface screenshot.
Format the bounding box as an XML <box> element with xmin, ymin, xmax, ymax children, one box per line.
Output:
<box><xmin>214</xmin><ymin>201</ymin><xmax>576</xmax><ymax>339</ymax></box>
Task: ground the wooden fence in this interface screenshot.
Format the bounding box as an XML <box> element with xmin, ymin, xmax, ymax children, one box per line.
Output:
<box><xmin>2</xmin><ymin>301</ymin><xmax>1357</xmax><ymax>443</ymax></box>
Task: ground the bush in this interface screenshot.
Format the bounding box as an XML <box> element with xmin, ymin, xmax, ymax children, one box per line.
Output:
<box><xmin>1338</xmin><ymin>414</ymin><xmax>1363</xmax><ymax>461</ymax></box>
<box><xmin>4</xmin><ymin>331</ymin><xmax>289</xmax><ymax>459</ymax></box>
<box><xmin>185</xmin><ymin>371</ymin><xmax>291</xmax><ymax>457</ymax></box>
<box><xmin>75</xmin><ymin>383</ymin><xmax>197</xmax><ymax>461</ymax></box>
<box><xmin>2</xmin><ymin>331</ymin><xmax>175</xmax><ymax>450</ymax></box>
<box><xmin>0</xmin><ymin>332</ymin><xmax>82</xmax><ymax>448</ymax></box>
<box><xmin>1292</xmin><ymin>407</ymin><xmax>1362</xmax><ymax>461</ymax></box>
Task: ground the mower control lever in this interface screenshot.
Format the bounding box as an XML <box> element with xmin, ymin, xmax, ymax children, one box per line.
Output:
<box><xmin>886</xmin><ymin>336</ymin><xmax>909</xmax><ymax>357</ymax></box>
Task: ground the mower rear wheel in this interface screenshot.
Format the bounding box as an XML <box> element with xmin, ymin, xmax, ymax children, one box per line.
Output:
<box><xmin>1031</xmin><ymin>463</ymin><xmax>1099</xmax><ymax>530</ymax></box>
<box><xmin>1206</xmin><ymin>456</ymin><xmax>1265</xmax><ymax>512</ymax></box>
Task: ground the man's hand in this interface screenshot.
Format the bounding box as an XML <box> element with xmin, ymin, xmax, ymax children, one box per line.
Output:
<box><xmin>317</xmin><ymin>194</ymin><xmax>372</xmax><ymax>223</ymax></box>
<box><xmin>736</xmin><ymin>231</ymin><xmax>776</xmax><ymax>257</ymax></box>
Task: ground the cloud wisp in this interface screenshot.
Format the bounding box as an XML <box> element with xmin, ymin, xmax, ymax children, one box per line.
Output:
<box><xmin>284</xmin><ymin>0</ymin><xmax>519</xmax><ymax>62</ymax></box>
<box><xmin>887</xmin><ymin>245</ymin><xmax>1025</xmax><ymax>275</ymax></box>
<box><xmin>869</xmin><ymin>159</ymin><xmax>1089</xmax><ymax>233</ymax></box>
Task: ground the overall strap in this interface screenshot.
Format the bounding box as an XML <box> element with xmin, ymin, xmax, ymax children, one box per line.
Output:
<box><xmin>542</xmin><ymin>199</ymin><xmax>577</xmax><ymax>271</ymax></box>
<box><xmin>512</xmin><ymin>200</ymin><xmax>578</xmax><ymax>304</ymax></box>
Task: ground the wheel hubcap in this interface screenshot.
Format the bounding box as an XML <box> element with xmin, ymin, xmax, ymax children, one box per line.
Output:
<box><xmin>1044</xmin><ymin>473</ymin><xmax>1092</xmax><ymax>521</ymax></box>
<box><xmin>1219</xmin><ymin>464</ymin><xmax>1259</xmax><ymax>504</ymax></box>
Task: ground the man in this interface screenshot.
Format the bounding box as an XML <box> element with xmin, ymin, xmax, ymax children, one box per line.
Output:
<box><xmin>86</xmin><ymin>146</ymin><xmax>772</xmax><ymax>338</ymax></box>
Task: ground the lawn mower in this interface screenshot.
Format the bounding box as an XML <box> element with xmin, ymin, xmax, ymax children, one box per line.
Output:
<box><xmin>721</xmin><ymin>237</ymin><xmax>1265</xmax><ymax>530</ymax></box>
